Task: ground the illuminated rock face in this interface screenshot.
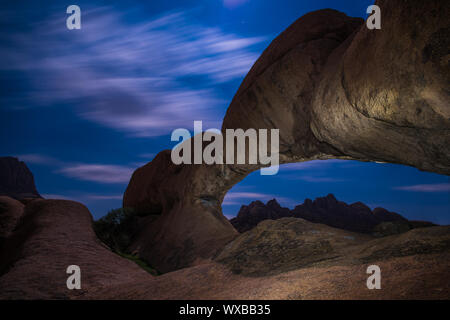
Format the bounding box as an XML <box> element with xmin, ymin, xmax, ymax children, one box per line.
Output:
<box><xmin>310</xmin><ymin>0</ymin><xmax>450</xmax><ymax>175</ymax></box>
<box><xmin>124</xmin><ymin>1</ymin><xmax>450</xmax><ymax>273</ymax></box>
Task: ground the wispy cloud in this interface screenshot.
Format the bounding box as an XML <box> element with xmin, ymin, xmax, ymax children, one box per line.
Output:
<box><xmin>223</xmin><ymin>191</ymin><xmax>294</xmax><ymax>206</ymax></box>
<box><xmin>223</xmin><ymin>192</ymin><xmax>271</xmax><ymax>204</ymax></box>
<box><xmin>41</xmin><ymin>193</ymin><xmax>123</xmax><ymax>201</ymax></box>
<box><xmin>57</xmin><ymin>164</ymin><xmax>134</xmax><ymax>184</ymax></box>
<box><xmin>393</xmin><ymin>183</ymin><xmax>450</xmax><ymax>192</ymax></box>
<box><xmin>0</xmin><ymin>7</ymin><xmax>267</xmax><ymax>136</ymax></box>
<box><xmin>275</xmin><ymin>160</ymin><xmax>349</xmax><ymax>183</ymax></box>
<box><xmin>223</xmin><ymin>0</ymin><xmax>250</xmax><ymax>9</ymax></box>
<box><xmin>40</xmin><ymin>194</ymin><xmax>79</xmax><ymax>201</ymax></box>
<box><xmin>16</xmin><ymin>154</ymin><xmax>63</xmax><ymax>166</ymax></box>
<box><xmin>288</xmin><ymin>175</ymin><xmax>347</xmax><ymax>183</ymax></box>
<box><xmin>85</xmin><ymin>194</ymin><xmax>123</xmax><ymax>200</ymax></box>
<box><xmin>280</xmin><ymin>159</ymin><xmax>345</xmax><ymax>171</ymax></box>
<box><xmin>17</xmin><ymin>153</ymin><xmax>135</xmax><ymax>184</ymax></box>
<box><xmin>139</xmin><ymin>153</ymin><xmax>157</xmax><ymax>159</ymax></box>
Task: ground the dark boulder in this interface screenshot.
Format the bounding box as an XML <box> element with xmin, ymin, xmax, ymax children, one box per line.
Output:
<box><xmin>0</xmin><ymin>157</ymin><xmax>41</xmax><ymax>200</ymax></box>
<box><xmin>230</xmin><ymin>199</ymin><xmax>290</xmax><ymax>232</ymax></box>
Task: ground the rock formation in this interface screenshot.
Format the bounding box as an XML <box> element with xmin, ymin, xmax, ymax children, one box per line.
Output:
<box><xmin>0</xmin><ymin>197</ymin><xmax>152</xmax><ymax>299</ymax></box>
<box><xmin>292</xmin><ymin>195</ymin><xmax>409</xmax><ymax>233</ymax></box>
<box><xmin>230</xmin><ymin>199</ymin><xmax>291</xmax><ymax>232</ymax></box>
<box><xmin>124</xmin><ymin>0</ymin><xmax>449</xmax><ymax>272</ymax></box>
<box><xmin>0</xmin><ymin>157</ymin><xmax>41</xmax><ymax>200</ymax></box>
<box><xmin>216</xmin><ymin>217</ymin><xmax>450</xmax><ymax>277</ymax></box>
<box><xmin>124</xmin><ymin>151</ymin><xmax>239</xmax><ymax>273</ymax></box>
<box><xmin>230</xmin><ymin>195</ymin><xmax>409</xmax><ymax>233</ymax></box>
<box><xmin>217</xmin><ymin>217</ymin><xmax>372</xmax><ymax>276</ymax></box>
<box><xmin>0</xmin><ymin>196</ymin><xmax>25</xmax><ymax>240</ymax></box>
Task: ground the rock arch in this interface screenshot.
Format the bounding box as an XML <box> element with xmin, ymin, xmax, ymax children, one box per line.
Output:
<box><xmin>124</xmin><ymin>1</ymin><xmax>450</xmax><ymax>273</ymax></box>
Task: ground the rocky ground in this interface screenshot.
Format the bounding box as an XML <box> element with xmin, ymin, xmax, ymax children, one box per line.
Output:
<box><xmin>82</xmin><ymin>218</ymin><xmax>450</xmax><ymax>299</ymax></box>
<box><xmin>1</xmin><ymin>196</ymin><xmax>449</xmax><ymax>299</ymax></box>
<box><xmin>81</xmin><ymin>254</ymin><xmax>450</xmax><ymax>300</ymax></box>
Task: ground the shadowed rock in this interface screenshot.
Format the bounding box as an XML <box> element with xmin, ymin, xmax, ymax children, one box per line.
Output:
<box><xmin>0</xmin><ymin>198</ymin><xmax>152</xmax><ymax>299</ymax></box>
<box><xmin>0</xmin><ymin>196</ymin><xmax>25</xmax><ymax>240</ymax></box>
<box><xmin>292</xmin><ymin>194</ymin><xmax>408</xmax><ymax>233</ymax></box>
<box><xmin>230</xmin><ymin>199</ymin><xmax>291</xmax><ymax>233</ymax></box>
<box><xmin>0</xmin><ymin>157</ymin><xmax>41</xmax><ymax>200</ymax></box>
<box><xmin>230</xmin><ymin>195</ymin><xmax>409</xmax><ymax>234</ymax></box>
<box><xmin>124</xmin><ymin>0</ymin><xmax>450</xmax><ymax>272</ymax></box>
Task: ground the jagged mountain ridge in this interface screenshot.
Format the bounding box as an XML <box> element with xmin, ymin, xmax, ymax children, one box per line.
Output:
<box><xmin>229</xmin><ymin>194</ymin><xmax>429</xmax><ymax>234</ymax></box>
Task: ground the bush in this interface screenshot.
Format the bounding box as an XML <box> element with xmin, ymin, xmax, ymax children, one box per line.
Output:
<box><xmin>93</xmin><ymin>207</ymin><xmax>137</xmax><ymax>253</ymax></box>
<box><xmin>93</xmin><ymin>207</ymin><xmax>160</xmax><ymax>275</ymax></box>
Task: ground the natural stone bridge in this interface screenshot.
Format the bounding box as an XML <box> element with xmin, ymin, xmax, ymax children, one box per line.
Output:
<box><xmin>123</xmin><ymin>0</ymin><xmax>450</xmax><ymax>273</ymax></box>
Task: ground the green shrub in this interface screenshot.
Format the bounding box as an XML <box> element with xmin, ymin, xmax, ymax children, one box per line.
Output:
<box><xmin>93</xmin><ymin>207</ymin><xmax>159</xmax><ymax>275</ymax></box>
<box><xmin>93</xmin><ymin>207</ymin><xmax>137</xmax><ymax>253</ymax></box>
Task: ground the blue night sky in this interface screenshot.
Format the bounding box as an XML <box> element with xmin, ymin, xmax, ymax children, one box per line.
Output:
<box><xmin>1</xmin><ymin>0</ymin><xmax>449</xmax><ymax>223</ymax></box>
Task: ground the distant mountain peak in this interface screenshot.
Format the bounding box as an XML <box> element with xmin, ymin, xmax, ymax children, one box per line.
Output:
<box><xmin>230</xmin><ymin>194</ymin><xmax>410</xmax><ymax>234</ymax></box>
<box><xmin>0</xmin><ymin>157</ymin><xmax>41</xmax><ymax>200</ymax></box>
<box><xmin>266</xmin><ymin>198</ymin><xmax>281</xmax><ymax>208</ymax></box>
<box><xmin>326</xmin><ymin>193</ymin><xmax>337</xmax><ymax>200</ymax></box>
